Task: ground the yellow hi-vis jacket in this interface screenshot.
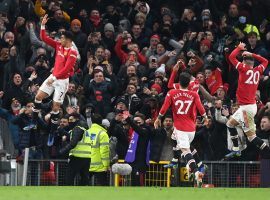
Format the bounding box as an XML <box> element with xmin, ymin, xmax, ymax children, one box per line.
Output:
<box><xmin>69</xmin><ymin>126</ymin><xmax>92</xmax><ymax>158</ymax></box>
<box><xmin>88</xmin><ymin>124</ymin><xmax>110</xmax><ymax>172</ymax></box>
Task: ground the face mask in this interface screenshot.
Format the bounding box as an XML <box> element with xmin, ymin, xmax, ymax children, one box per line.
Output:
<box><xmin>68</xmin><ymin>121</ymin><xmax>78</xmax><ymax>129</ymax></box>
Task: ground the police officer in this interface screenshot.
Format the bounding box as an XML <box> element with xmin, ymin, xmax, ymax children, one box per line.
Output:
<box><xmin>88</xmin><ymin>114</ymin><xmax>110</xmax><ymax>186</ymax></box>
<box><xmin>59</xmin><ymin>113</ymin><xmax>90</xmax><ymax>185</ymax></box>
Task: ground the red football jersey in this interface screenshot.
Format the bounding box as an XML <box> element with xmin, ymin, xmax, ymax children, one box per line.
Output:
<box><xmin>205</xmin><ymin>68</ymin><xmax>223</xmax><ymax>95</ymax></box>
<box><xmin>40</xmin><ymin>27</ymin><xmax>77</xmax><ymax>79</ymax></box>
<box><xmin>172</xmin><ymin>80</ymin><xmax>199</xmax><ymax>93</ymax></box>
<box><xmin>159</xmin><ymin>89</ymin><xmax>206</xmax><ymax>132</ymax></box>
<box><xmin>229</xmin><ymin>47</ymin><xmax>268</xmax><ymax>105</ymax></box>
<box><xmin>168</xmin><ymin>69</ymin><xmax>199</xmax><ymax>92</ymax></box>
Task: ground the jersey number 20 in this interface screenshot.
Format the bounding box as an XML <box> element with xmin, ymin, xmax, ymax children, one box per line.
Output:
<box><xmin>245</xmin><ymin>70</ymin><xmax>260</xmax><ymax>84</ymax></box>
<box><xmin>175</xmin><ymin>100</ymin><xmax>192</xmax><ymax>114</ymax></box>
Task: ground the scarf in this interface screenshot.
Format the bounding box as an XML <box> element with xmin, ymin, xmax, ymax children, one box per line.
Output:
<box><xmin>125</xmin><ymin>131</ymin><xmax>151</xmax><ymax>165</ymax></box>
<box><xmin>128</xmin><ymin>127</ymin><xmax>134</xmax><ymax>142</ymax></box>
<box><xmin>90</xmin><ymin>15</ymin><xmax>101</xmax><ymax>27</ymax></box>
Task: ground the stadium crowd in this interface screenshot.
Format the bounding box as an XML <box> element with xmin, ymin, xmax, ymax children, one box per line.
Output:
<box><xmin>1</xmin><ymin>0</ymin><xmax>270</xmax><ymax>172</ymax></box>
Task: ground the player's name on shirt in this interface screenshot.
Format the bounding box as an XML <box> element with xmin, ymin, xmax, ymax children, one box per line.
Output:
<box><xmin>171</xmin><ymin>91</ymin><xmax>194</xmax><ymax>100</ymax></box>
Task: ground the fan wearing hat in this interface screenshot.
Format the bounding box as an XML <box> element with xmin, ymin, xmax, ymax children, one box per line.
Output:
<box><xmin>150</xmin><ymin>83</ymin><xmax>162</xmax><ymax>96</ymax></box>
<box><xmin>200</xmin><ymin>39</ymin><xmax>212</xmax><ymax>56</ymax></box>
<box><xmin>70</xmin><ymin>19</ymin><xmax>87</xmax><ymax>53</ymax></box>
<box><xmin>145</xmin><ymin>34</ymin><xmax>160</xmax><ymax>58</ymax></box>
<box><xmin>104</xmin><ymin>23</ymin><xmax>115</xmax><ymax>42</ymax></box>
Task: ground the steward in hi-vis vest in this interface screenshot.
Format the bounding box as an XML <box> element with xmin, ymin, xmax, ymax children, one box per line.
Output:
<box><xmin>59</xmin><ymin>113</ymin><xmax>90</xmax><ymax>186</ymax></box>
<box><xmin>88</xmin><ymin>114</ymin><xmax>110</xmax><ymax>186</ymax></box>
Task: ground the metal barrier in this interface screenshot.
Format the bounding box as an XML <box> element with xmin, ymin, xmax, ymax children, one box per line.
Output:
<box><xmin>202</xmin><ymin>161</ymin><xmax>261</xmax><ymax>188</ymax></box>
<box><xmin>25</xmin><ymin>159</ymin><xmax>261</xmax><ymax>187</ymax></box>
<box><xmin>114</xmin><ymin>160</ymin><xmax>260</xmax><ymax>188</ymax></box>
<box><xmin>114</xmin><ymin>161</ymin><xmax>171</xmax><ymax>187</ymax></box>
<box><xmin>27</xmin><ymin>160</ymin><xmax>69</xmax><ymax>186</ymax></box>
<box><xmin>26</xmin><ymin>159</ymin><xmax>110</xmax><ymax>186</ymax></box>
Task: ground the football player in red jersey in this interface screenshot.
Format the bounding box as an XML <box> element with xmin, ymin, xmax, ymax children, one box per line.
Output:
<box><xmin>33</xmin><ymin>14</ymin><xmax>78</xmax><ymax>131</ymax></box>
<box><xmin>154</xmin><ymin>72</ymin><xmax>208</xmax><ymax>187</ymax></box>
<box><xmin>168</xmin><ymin>59</ymin><xmax>200</xmax><ymax>92</ymax></box>
<box><xmin>226</xmin><ymin>42</ymin><xmax>270</xmax><ymax>159</ymax></box>
<box><xmin>166</xmin><ymin>60</ymin><xmax>208</xmax><ymax>175</ymax></box>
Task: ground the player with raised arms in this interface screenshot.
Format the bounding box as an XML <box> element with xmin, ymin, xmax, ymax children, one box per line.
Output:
<box><xmin>154</xmin><ymin>72</ymin><xmax>208</xmax><ymax>187</ymax></box>
<box><xmin>226</xmin><ymin>42</ymin><xmax>270</xmax><ymax>159</ymax></box>
<box><xmin>33</xmin><ymin>14</ymin><xmax>78</xmax><ymax>133</ymax></box>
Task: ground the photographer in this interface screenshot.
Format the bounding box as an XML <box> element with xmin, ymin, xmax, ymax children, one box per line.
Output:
<box><xmin>11</xmin><ymin>100</ymin><xmax>43</xmax><ymax>159</ymax></box>
<box><xmin>32</xmin><ymin>54</ymin><xmax>51</xmax><ymax>85</ymax></box>
<box><xmin>108</xmin><ymin>107</ymin><xmax>130</xmax><ymax>160</ymax></box>
<box><xmin>106</xmin><ymin>98</ymin><xmax>128</xmax><ymax>122</ymax></box>
<box><xmin>83</xmin><ymin>32</ymin><xmax>102</xmax><ymax>63</ymax></box>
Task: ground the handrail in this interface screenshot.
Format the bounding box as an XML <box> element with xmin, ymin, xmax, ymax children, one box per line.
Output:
<box><xmin>27</xmin><ymin>159</ymin><xmax>260</xmax><ymax>164</ymax></box>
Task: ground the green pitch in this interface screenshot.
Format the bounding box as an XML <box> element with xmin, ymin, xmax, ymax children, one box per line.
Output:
<box><xmin>0</xmin><ymin>187</ymin><xmax>269</xmax><ymax>200</ymax></box>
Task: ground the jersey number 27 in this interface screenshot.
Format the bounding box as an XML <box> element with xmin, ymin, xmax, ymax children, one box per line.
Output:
<box><xmin>175</xmin><ymin>100</ymin><xmax>192</xmax><ymax>114</ymax></box>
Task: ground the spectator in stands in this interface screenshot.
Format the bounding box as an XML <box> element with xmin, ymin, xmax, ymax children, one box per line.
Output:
<box><xmin>70</xmin><ymin>19</ymin><xmax>87</xmax><ymax>55</ymax></box>
<box><xmin>63</xmin><ymin>82</ymin><xmax>80</xmax><ymax>108</ymax></box>
<box><xmin>88</xmin><ymin>9</ymin><xmax>103</xmax><ymax>33</ymax></box>
<box><xmin>0</xmin><ymin>96</ymin><xmax>21</xmax><ymax>148</ymax></box>
<box><xmin>108</xmin><ymin>108</ymin><xmax>129</xmax><ymax>160</ymax></box>
<box><xmin>11</xmin><ymin>100</ymin><xmax>43</xmax><ymax>158</ymax></box>
<box><xmin>123</xmin><ymin>112</ymin><xmax>153</xmax><ymax>186</ymax></box>
<box><xmin>257</xmin><ymin>115</ymin><xmax>270</xmax><ymax>147</ymax></box>
<box><xmin>84</xmin><ymin>68</ymin><xmax>114</xmax><ymax>118</ymax></box>
<box><xmin>246</xmin><ymin>32</ymin><xmax>268</xmax><ymax>65</ymax></box>
<box><xmin>151</xmin><ymin>115</ymin><xmax>174</xmax><ymax>162</ymax></box>
<box><xmin>46</xmin><ymin>9</ymin><xmax>70</xmax><ymax>32</ymax></box>
<box><xmin>2</xmin><ymin>73</ymin><xmax>25</xmax><ymax>109</ymax></box>
<box><xmin>121</xmin><ymin>83</ymin><xmax>142</xmax><ymax>115</ymax></box>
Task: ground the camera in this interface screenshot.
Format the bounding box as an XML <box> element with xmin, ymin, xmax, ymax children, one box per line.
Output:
<box><xmin>140</xmin><ymin>1</ymin><xmax>146</xmax><ymax>6</ymax></box>
<box><xmin>37</xmin><ymin>55</ymin><xmax>47</xmax><ymax>64</ymax></box>
<box><xmin>85</xmin><ymin>108</ymin><xmax>92</xmax><ymax>117</ymax></box>
<box><xmin>115</xmin><ymin>109</ymin><xmax>124</xmax><ymax>114</ymax></box>
<box><xmin>151</xmin><ymin>58</ymin><xmax>157</xmax><ymax>63</ymax></box>
<box><xmin>196</xmin><ymin>116</ymin><xmax>202</xmax><ymax>122</ymax></box>
<box><xmin>222</xmin><ymin>105</ymin><xmax>228</xmax><ymax>109</ymax></box>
